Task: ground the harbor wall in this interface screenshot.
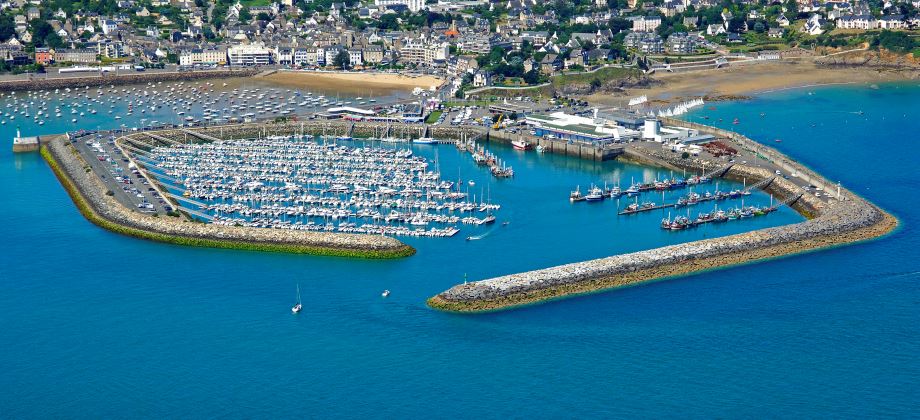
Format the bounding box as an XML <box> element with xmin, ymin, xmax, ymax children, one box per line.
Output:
<box><xmin>428</xmin><ymin>123</ymin><xmax>896</xmax><ymax>312</ymax></box>
<box><xmin>487</xmin><ymin>129</ymin><xmax>623</xmax><ymax>161</ymax></box>
<box><xmin>42</xmin><ymin>137</ymin><xmax>415</xmax><ymax>258</ymax></box>
<box><xmin>125</xmin><ymin>120</ymin><xmax>487</xmax><ymax>146</ymax></box>
<box><xmin>0</xmin><ymin>69</ymin><xmax>259</xmax><ymax>92</ymax></box>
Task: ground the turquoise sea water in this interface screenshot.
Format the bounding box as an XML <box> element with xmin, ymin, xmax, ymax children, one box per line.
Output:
<box><xmin>1</xmin><ymin>81</ymin><xmax>918</xmax><ymax>417</ymax></box>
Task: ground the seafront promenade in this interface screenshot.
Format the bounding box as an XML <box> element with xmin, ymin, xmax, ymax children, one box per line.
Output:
<box><xmin>428</xmin><ymin>121</ymin><xmax>898</xmax><ymax>312</ymax></box>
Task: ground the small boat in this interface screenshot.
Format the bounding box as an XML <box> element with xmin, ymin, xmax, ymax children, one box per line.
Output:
<box><xmin>511</xmin><ymin>139</ymin><xmax>532</xmax><ymax>151</ymax></box>
<box><xmin>468</xmin><ymin>180</ymin><xmax>475</xmax><ymax>186</ymax></box>
<box><xmin>570</xmin><ymin>186</ymin><xmax>584</xmax><ymax>202</ymax></box>
<box><xmin>381</xmin><ymin>290</ymin><xmax>390</xmax><ymax>298</ymax></box>
<box><xmin>291</xmin><ymin>283</ymin><xmax>302</xmax><ymax>314</ymax></box>
<box><xmin>585</xmin><ymin>185</ymin><xmax>604</xmax><ymax>202</ymax></box>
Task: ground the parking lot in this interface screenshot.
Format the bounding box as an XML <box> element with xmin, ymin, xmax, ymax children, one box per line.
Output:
<box><xmin>70</xmin><ymin>132</ymin><xmax>173</xmax><ymax>216</ymax></box>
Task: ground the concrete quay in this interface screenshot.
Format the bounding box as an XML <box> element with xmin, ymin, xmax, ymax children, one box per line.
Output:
<box><xmin>123</xmin><ymin>120</ymin><xmax>486</xmax><ymax>145</ymax></box>
<box><xmin>428</xmin><ymin>122</ymin><xmax>898</xmax><ymax>312</ymax></box>
<box><xmin>486</xmin><ymin>129</ymin><xmax>623</xmax><ymax>161</ymax></box>
<box><xmin>42</xmin><ymin>136</ymin><xmax>414</xmax><ymax>258</ymax></box>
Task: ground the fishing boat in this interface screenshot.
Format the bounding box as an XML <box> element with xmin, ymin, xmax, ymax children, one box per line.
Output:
<box><xmin>511</xmin><ymin>139</ymin><xmax>532</xmax><ymax>151</ymax></box>
<box><xmin>291</xmin><ymin>283</ymin><xmax>302</xmax><ymax>314</ymax></box>
<box><xmin>570</xmin><ymin>186</ymin><xmax>584</xmax><ymax>202</ymax></box>
<box><xmin>585</xmin><ymin>185</ymin><xmax>604</xmax><ymax>202</ymax></box>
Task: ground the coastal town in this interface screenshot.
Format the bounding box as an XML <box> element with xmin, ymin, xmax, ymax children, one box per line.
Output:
<box><xmin>2</xmin><ymin>0</ymin><xmax>918</xmax><ymax>412</ymax></box>
<box><xmin>2</xmin><ymin>0</ymin><xmax>910</xmax><ymax>312</ymax></box>
<box><xmin>0</xmin><ymin>0</ymin><xmax>918</xmax><ymax>97</ymax></box>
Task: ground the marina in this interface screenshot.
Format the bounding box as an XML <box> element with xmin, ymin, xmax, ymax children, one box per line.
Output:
<box><xmin>136</xmin><ymin>135</ymin><xmax>499</xmax><ymax>238</ymax></box>
<box><xmin>0</xmin><ymin>79</ymin><xmax>412</xmax><ymax>132</ymax></box>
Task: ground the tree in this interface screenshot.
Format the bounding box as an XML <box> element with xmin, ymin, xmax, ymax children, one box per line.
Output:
<box><xmin>333</xmin><ymin>49</ymin><xmax>350</xmax><ymax>69</ymax></box>
<box><xmin>377</xmin><ymin>14</ymin><xmax>399</xmax><ymax>30</ymax></box>
<box><xmin>523</xmin><ymin>69</ymin><xmax>541</xmax><ymax>85</ymax></box>
<box><xmin>608</xmin><ymin>17</ymin><xmax>630</xmax><ymax>33</ymax></box>
<box><xmin>875</xmin><ymin>30</ymin><xmax>916</xmax><ymax>53</ymax></box>
<box><xmin>727</xmin><ymin>16</ymin><xmax>746</xmax><ymax>33</ymax></box>
<box><xmin>0</xmin><ymin>14</ymin><xmax>14</xmax><ymax>41</ymax></box>
<box><xmin>257</xmin><ymin>12</ymin><xmax>271</xmax><ymax>21</ymax></box>
<box><xmin>239</xmin><ymin>7</ymin><xmax>252</xmax><ymax>21</ymax></box>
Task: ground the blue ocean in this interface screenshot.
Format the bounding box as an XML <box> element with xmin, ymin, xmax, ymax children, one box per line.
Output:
<box><xmin>0</xmin><ymin>81</ymin><xmax>917</xmax><ymax>417</ymax></box>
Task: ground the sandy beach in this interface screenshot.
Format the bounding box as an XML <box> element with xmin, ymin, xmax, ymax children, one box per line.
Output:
<box><xmin>260</xmin><ymin>70</ymin><xmax>443</xmax><ymax>94</ymax></box>
<box><xmin>588</xmin><ymin>58</ymin><xmax>917</xmax><ymax>106</ymax></box>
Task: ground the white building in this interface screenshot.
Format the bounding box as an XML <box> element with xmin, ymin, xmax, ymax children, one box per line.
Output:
<box><xmin>179</xmin><ymin>48</ymin><xmax>226</xmax><ymax>66</ymax></box>
<box><xmin>348</xmin><ymin>49</ymin><xmax>363</xmax><ymax>66</ymax></box>
<box><xmin>101</xmin><ymin>19</ymin><xmax>118</xmax><ymax>35</ymax></box>
<box><xmin>836</xmin><ymin>14</ymin><xmax>876</xmax><ymax>29</ymax></box>
<box><xmin>632</xmin><ymin>16</ymin><xmax>662</xmax><ymax>32</ymax></box>
<box><xmin>375</xmin><ymin>0</ymin><xmax>425</xmax><ymax>13</ymax></box>
<box><xmin>324</xmin><ymin>46</ymin><xmax>345</xmax><ymax>67</ymax></box>
<box><xmin>399</xmin><ymin>40</ymin><xmax>449</xmax><ymax>66</ymax></box>
<box><xmin>293</xmin><ymin>47</ymin><xmax>309</xmax><ymax>66</ymax></box>
<box><xmin>227</xmin><ymin>43</ymin><xmax>273</xmax><ymax>66</ymax></box>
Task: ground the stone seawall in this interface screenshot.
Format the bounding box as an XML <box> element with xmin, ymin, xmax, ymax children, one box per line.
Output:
<box><xmin>0</xmin><ymin>69</ymin><xmax>259</xmax><ymax>92</ymax></box>
<box><xmin>43</xmin><ymin>137</ymin><xmax>414</xmax><ymax>258</ymax></box>
<box><xmin>428</xmin><ymin>123</ymin><xmax>897</xmax><ymax>312</ymax></box>
<box><xmin>133</xmin><ymin>120</ymin><xmax>485</xmax><ymax>145</ymax></box>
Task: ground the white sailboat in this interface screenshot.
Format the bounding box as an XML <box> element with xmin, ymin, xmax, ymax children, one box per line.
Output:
<box><xmin>291</xmin><ymin>283</ymin><xmax>302</xmax><ymax>313</ymax></box>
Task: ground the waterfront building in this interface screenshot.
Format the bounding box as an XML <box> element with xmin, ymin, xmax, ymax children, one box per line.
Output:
<box><xmin>665</xmin><ymin>32</ymin><xmax>698</xmax><ymax>54</ymax></box>
<box><xmin>33</xmin><ymin>47</ymin><xmax>52</xmax><ymax>65</ymax></box>
<box><xmin>348</xmin><ymin>49</ymin><xmax>364</xmax><ymax>67</ymax></box>
<box><xmin>275</xmin><ymin>47</ymin><xmax>293</xmax><ymax>65</ymax></box>
<box><xmin>625</xmin><ymin>32</ymin><xmax>664</xmax><ymax>54</ymax></box>
<box><xmin>181</xmin><ymin>49</ymin><xmax>226</xmax><ymax>67</ymax></box>
<box><xmin>363</xmin><ymin>45</ymin><xmax>385</xmax><ymax>64</ymax></box>
<box><xmin>399</xmin><ymin>40</ymin><xmax>449</xmax><ymax>67</ymax></box>
<box><xmin>227</xmin><ymin>43</ymin><xmax>273</xmax><ymax>66</ymax></box>
<box><xmin>525</xmin><ymin>112</ymin><xmax>641</xmax><ymax>144</ymax></box>
<box><xmin>53</xmin><ymin>48</ymin><xmax>97</xmax><ymax>64</ymax></box>
<box><xmin>324</xmin><ymin>46</ymin><xmax>345</xmax><ymax>67</ymax></box>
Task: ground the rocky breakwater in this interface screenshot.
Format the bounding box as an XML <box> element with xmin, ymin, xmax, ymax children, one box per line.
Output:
<box><xmin>42</xmin><ymin>137</ymin><xmax>414</xmax><ymax>258</ymax></box>
<box><xmin>428</xmin><ymin>129</ymin><xmax>897</xmax><ymax>312</ymax></box>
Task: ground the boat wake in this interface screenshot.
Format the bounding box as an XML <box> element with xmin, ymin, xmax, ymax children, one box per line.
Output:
<box><xmin>466</xmin><ymin>226</ymin><xmax>499</xmax><ymax>241</ymax></box>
